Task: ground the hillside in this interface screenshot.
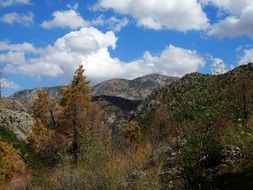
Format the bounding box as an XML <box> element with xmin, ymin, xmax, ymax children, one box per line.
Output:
<box><xmin>10</xmin><ymin>74</ymin><xmax>178</xmax><ymax>102</ymax></box>
<box><xmin>136</xmin><ymin>63</ymin><xmax>253</xmax><ymax>131</ymax></box>
<box><xmin>2</xmin><ymin>63</ymin><xmax>253</xmax><ymax>189</ymax></box>
<box><xmin>93</xmin><ymin>74</ymin><xmax>178</xmax><ymax>100</ymax></box>
<box><xmin>133</xmin><ymin>62</ymin><xmax>253</xmax><ymax>189</ymax></box>
<box><xmin>0</xmin><ymin>98</ymin><xmax>33</xmax><ymax>140</ymax></box>
<box><xmin>2</xmin><ymin>74</ymin><xmax>177</xmax><ymax>141</ymax></box>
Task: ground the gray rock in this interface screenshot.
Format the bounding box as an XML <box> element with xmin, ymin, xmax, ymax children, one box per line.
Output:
<box><xmin>220</xmin><ymin>145</ymin><xmax>243</xmax><ymax>164</ymax></box>
<box><xmin>93</xmin><ymin>74</ymin><xmax>178</xmax><ymax>101</ymax></box>
<box><xmin>0</xmin><ymin>98</ymin><xmax>33</xmax><ymax>141</ymax></box>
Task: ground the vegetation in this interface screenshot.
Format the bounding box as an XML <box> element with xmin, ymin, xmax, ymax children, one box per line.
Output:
<box><xmin>1</xmin><ymin>63</ymin><xmax>253</xmax><ymax>189</ymax></box>
<box><xmin>0</xmin><ymin>126</ymin><xmax>27</xmax><ymax>155</ymax></box>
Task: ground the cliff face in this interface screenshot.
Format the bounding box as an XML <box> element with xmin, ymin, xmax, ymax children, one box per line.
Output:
<box><xmin>0</xmin><ymin>98</ymin><xmax>33</xmax><ymax>140</ymax></box>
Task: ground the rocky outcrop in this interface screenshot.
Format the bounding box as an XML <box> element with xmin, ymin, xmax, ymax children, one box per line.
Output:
<box><xmin>93</xmin><ymin>74</ymin><xmax>178</xmax><ymax>100</ymax></box>
<box><xmin>0</xmin><ymin>98</ymin><xmax>33</xmax><ymax>140</ymax></box>
<box><xmin>10</xmin><ymin>86</ymin><xmax>62</xmax><ymax>103</ymax></box>
<box><xmin>220</xmin><ymin>145</ymin><xmax>243</xmax><ymax>165</ymax></box>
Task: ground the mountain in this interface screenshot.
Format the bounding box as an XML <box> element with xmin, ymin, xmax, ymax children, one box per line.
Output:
<box><xmin>93</xmin><ymin>74</ymin><xmax>178</xmax><ymax>100</ymax></box>
<box><xmin>10</xmin><ymin>86</ymin><xmax>62</xmax><ymax>103</ymax></box>
<box><xmin>5</xmin><ymin>73</ymin><xmax>178</xmax><ymax>139</ymax></box>
<box><xmin>10</xmin><ymin>74</ymin><xmax>178</xmax><ymax>102</ymax></box>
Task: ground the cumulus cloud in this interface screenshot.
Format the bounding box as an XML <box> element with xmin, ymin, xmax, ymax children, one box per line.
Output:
<box><xmin>1</xmin><ymin>11</ymin><xmax>34</xmax><ymax>26</ymax></box>
<box><xmin>0</xmin><ymin>78</ymin><xmax>19</xmax><ymax>89</ymax></box>
<box><xmin>0</xmin><ymin>41</ymin><xmax>36</xmax><ymax>52</ymax></box>
<box><xmin>0</xmin><ymin>27</ymin><xmax>205</xmax><ymax>84</ymax></box>
<box><xmin>0</xmin><ymin>0</ymin><xmax>30</xmax><ymax>7</ymax></box>
<box><xmin>41</xmin><ymin>9</ymin><xmax>89</xmax><ymax>29</ymax></box>
<box><xmin>200</xmin><ymin>0</ymin><xmax>253</xmax><ymax>14</ymax></box>
<box><xmin>94</xmin><ymin>0</ymin><xmax>209</xmax><ymax>31</ymax></box>
<box><xmin>239</xmin><ymin>49</ymin><xmax>253</xmax><ymax>65</ymax></box>
<box><xmin>211</xmin><ymin>58</ymin><xmax>226</xmax><ymax>75</ymax></box>
<box><xmin>93</xmin><ymin>16</ymin><xmax>129</xmax><ymax>32</ymax></box>
<box><xmin>202</xmin><ymin>0</ymin><xmax>253</xmax><ymax>38</ymax></box>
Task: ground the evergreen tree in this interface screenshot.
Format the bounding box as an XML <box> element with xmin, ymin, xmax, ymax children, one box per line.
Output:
<box><xmin>58</xmin><ymin>65</ymin><xmax>92</xmax><ymax>166</ymax></box>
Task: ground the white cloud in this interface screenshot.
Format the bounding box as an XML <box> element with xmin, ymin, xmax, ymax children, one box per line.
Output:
<box><xmin>239</xmin><ymin>49</ymin><xmax>253</xmax><ymax>65</ymax></box>
<box><xmin>0</xmin><ymin>27</ymin><xmax>205</xmax><ymax>84</ymax></box>
<box><xmin>1</xmin><ymin>12</ymin><xmax>34</xmax><ymax>26</ymax></box>
<box><xmin>0</xmin><ymin>0</ymin><xmax>30</xmax><ymax>7</ymax></box>
<box><xmin>211</xmin><ymin>57</ymin><xmax>226</xmax><ymax>75</ymax></box>
<box><xmin>93</xmin><ymin>16</ymin><xmax>129</xmax><ymax>32</ymax></box>
<box><xmin>41</xmin><ymin>9</ymin><xmax>89</xmax><ymax>29</ymax></box>
<box><xmin>201</xmin><ymin>0</ymin><xmax>253</xmax><ymax>14</ymax></box>
<box><xmin>208</xmin><ymin>7</ymin><xmax>253</xmax><ymax>38</ymax></box>
<box><xmin>0</xmin><ymin>78</ymin><xmax>19</xmax><ymax>89</ymax></box>
<box><xmin>0</xmin><ymin>41</ymin><xmax>36</xmax><ymax>52</ymax></box>
<box><xmin>94</xmin><ymin>0</ymin><xmax>209</xmax><ymax>31</ymax></box>
<box><xmin>202</xmin><ymin>0</ymin><xmax>253</xmax><ymax>38</ymax></box>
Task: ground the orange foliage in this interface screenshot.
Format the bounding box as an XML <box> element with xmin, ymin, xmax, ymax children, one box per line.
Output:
<box><xmin>0</xmin><ymin>140</ymin><xmax>27</xmax><ymax>186</ymax></box>
<box><xmin>32</xmin><ymin>89</ymin><xmax>58</xmax><ymax>129</ymax></box>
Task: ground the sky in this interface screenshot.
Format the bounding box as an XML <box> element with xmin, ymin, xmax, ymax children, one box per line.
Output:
<box><xmin>0</xmin><ymin>0</ymin><xmax>253</xmax><ymax>96</ymax></box>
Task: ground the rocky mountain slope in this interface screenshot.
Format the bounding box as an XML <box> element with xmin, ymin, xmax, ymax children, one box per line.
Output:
<box><xmin>10</xmin><ymin>74</ymin><xmax>178</xmax><ymax>102</ymax></box>
<box><xmin>10</xmin><ymin>86</ymin><xmax>62</xmax><ymax>103</ymax></box>
<box><xmin>93</xmin><ymin>74</ymin><xmax>178</xmax><ymax>100</ymax></box>
<box><xmin>4</xmin><ymin>74</ymin><xmax>178</xmax><ymax>140</ymax></box>
<box><xmin>0</xmin><ymin>98</ymin><xmax>33</xmax><ymax>140</ymax></box>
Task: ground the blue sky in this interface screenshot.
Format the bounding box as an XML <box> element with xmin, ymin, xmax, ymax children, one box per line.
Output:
<box><xmin>0</xmin><ymin>0</ymin><xmax>253</xmax><ymax>96</ymax></box>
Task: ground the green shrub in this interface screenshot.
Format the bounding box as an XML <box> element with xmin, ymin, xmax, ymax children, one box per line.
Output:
<box><xmin>0</xmin><ymin>126</ymin><xmax>26</xmax><ymax>155</ymax></box>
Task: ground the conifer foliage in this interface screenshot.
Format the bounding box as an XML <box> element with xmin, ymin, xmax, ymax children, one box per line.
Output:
<box><xmin>58</xmin><ymin>65</ymin><xmax>92</xmax><ymax>166</ymax></box>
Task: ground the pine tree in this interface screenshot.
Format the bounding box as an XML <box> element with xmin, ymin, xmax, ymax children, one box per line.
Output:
<box><xmin>58</xmin><ymin>65</ymin><xmax>92</xmax><ymax>166</ymax></box>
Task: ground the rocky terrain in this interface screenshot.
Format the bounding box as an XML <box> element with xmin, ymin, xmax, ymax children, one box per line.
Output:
<box><xmin>1</xmin><ymin>74</ymin><xmax>178</xmax><ymax>140</ymax></box>
<box><xmin>10</xmin><ymin>74</ymin><xmax>178</xmax><ymax>102</ymax></box>
<box><xmin>0</xmin><ymin>98</ymin><xmax>33</xmax><ymax>140</ymax></box>
<box><xmin>10</xmin><ymin>86</ymin><xmax>62</xmax><ymax>103</ymax></box>
<box><xmin>93</xmin><ymin>74</ymin><xmax>178</xmax><ymax>100</ymax></box>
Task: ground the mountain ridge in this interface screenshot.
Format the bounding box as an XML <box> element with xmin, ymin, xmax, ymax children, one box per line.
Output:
<box><xmin>10</xmin><ymin>73</ymin><xmax>179</xmax><ymax>102</ymax></box>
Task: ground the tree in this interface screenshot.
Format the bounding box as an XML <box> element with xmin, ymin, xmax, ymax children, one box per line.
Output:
<box><xmin>32</xmin><ymin>89</ymin><xmax>58</xmax><ymax>129</ymax></box>
<box><xmin>122</xmin><ymin>121</ymin><xmax>141</xmax><ymax>153</ymax></box>
<box><xmin>58</xmin><ymin>65</ymin><xmax>92</xmax><ymax>167</ymax></box>
<box><xmin>28</xmin><ymin>89</ymin><xmax>66</xmax><ymax>166</ymax></box>
<box><xmin>27</xmin><ymin>121</ymin><xmax>67</xmax><ymax>166</ymax></box>
<box><xmin>86</xmin><ymin>101</ymin><xmax>108</xmax><ymax>141</ymax></box>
